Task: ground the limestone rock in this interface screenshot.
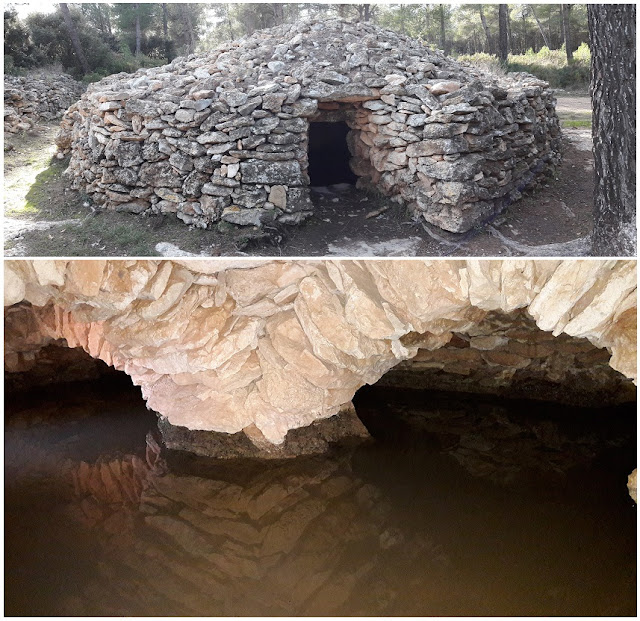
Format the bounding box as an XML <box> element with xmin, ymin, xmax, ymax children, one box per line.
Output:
<box><xmin>628</xmin><ymin>469</ymin><xmax>637</xmax><ymax>503</ymax></box>
<box><xmin>56</xmin><ymin>19</ymin><xmax>561</xmax><ymax>234</ymax></box>
<box><xmin>4</xmin><ymin>260</ymin><xmax>636</xmax><ymax>452</ymax></box>
<box><xmin>4</xmin><ymin>73</ymin><xmax>85</xmax><ymax>134</ymax></box>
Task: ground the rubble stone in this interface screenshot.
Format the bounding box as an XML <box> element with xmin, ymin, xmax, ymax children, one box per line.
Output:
<box><xmin>4</xmin><ymin>73</ymin><xmax>85</xmax><ymax>134</ymax></box>
<box><xmin>56</xmin><ymin>19</ymin><xmax>561</xmax><ymax>233</ymax></box>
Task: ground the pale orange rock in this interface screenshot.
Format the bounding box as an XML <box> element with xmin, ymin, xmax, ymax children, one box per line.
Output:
<box><xmin>4</xmin><ymin>259</ymin><xmax>637</xmax><ymax>446</ymax></box>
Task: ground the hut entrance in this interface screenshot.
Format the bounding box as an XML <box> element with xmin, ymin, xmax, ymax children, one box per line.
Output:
<box><xmin>308</xmin><ymin>121</ymin><xmax>358</xmax><ymax>187</ymax></box>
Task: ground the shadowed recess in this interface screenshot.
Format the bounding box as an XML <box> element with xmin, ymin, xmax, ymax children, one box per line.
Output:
<box><xmin>308</xmin><ymin>121</ymin><xmax>358</xmax><ymax>186</ymax></box>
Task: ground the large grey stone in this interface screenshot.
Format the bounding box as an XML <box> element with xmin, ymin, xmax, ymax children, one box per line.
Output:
<box><xmin>240</xmin><ymin>161</ymin><xmax>303</xmax><ymax>185</ymax></box>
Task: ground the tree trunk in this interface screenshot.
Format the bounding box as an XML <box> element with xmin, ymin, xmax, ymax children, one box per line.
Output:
<box><xmin>562</xmin><ymin>4</ymin><xmax>573</xmax><ymax>62</ymax></box>
<box><xmin>498</xmin><ymin>4</ymin><xmax>509</xmax><ymax>62</ymax></box>
<box><xmin>104</xmin><ymin>4</ymin><xmax>112</xmax><ymax>35</ymax></box>
<box><xmin>363</xmin><ymin>4</ymin><xmax>372</xmax><ymax>22</ymax></box>
<box><xmin>272</xmin><ymin>3</ymin><xmax>284</xmax><ymax>24</ymax></box>
<box><xmin>95</xmin><ymin>3</ymin><xmax>106</xmax><ymax>34</ymax></box>
<box><xmin>134</xmin><ymin>3</ymin><xmax>141</xmax><ymax>56</ymax></box>
<box><xmin>180</xmin><ymin>4</ymin><xmax>196</xmax><ymax>53</ymax></box>
<box><xmin>162</xmin><ymin>3</ymin><xmax>171</xmax><ymax>60</ymax></box>
<box><xmin>479</xmin><ymin>5</ymin><xmax>493</xmax><ymax>54</ymax></box>
<box><xmin>224</xmin><ymin>4</ymin><xmax>235</xmax><ymax>40</ymax></box>
<box><xmin>424</xmin><ymin>5</ymin><xmax>430</xmax><ymax>35</ymax></box>
<box><xmin>439</xmin><ymin>5</ymin><xmax>448</xmax><ymax>55</ymax></box>
<box><xmin>529</xmin><ymin>4</ymin><xmax>550</xmax><ymax>48</ymax></box>
<box><xmin>59</xmin><ymin>3</ymin><xmax>90</xmax><ymax>75</ymax></box>
<box><xmin>589</xmin><ymin>4</ymin><xmax>636</xmax><ymax>255</ymax></box>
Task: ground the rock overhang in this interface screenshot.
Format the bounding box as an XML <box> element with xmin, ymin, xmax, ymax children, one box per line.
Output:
<box><xmin>57</xmin><ymin>18</ymin><xmax>561</xmax><ymax>234</ymax></box>
<box><xmin>4</xmin><ymin>260</ymin><xmax>636</xmax><ymax>450</ymax></box>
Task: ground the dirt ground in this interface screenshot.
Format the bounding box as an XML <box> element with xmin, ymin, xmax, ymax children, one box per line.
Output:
<box><xmin>4</xmin><ymin>96</ymin><xmax>595</xmax><ymax>258</ymax></box>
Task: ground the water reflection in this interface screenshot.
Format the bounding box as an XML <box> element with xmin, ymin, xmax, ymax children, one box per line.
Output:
<box><xmin>5</xmin><ymin>380</ymin><xmax>637</xmax><ymax>616</ymax></box>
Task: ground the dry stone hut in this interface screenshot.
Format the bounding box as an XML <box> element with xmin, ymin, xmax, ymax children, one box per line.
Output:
<box><xmin>57</xmin><ymin>19</ymin><xmax>561</xmax><ymax>234</ymax></box>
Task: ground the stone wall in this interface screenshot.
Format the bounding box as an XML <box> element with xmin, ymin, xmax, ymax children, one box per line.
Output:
<box><xmin>4</xmin><ymin>73</ymin><xmax>85</xmax><ymax>133</ymax></box>
<box><xmin>4</xmin><ymin>260</ymin><xmax>636</xmax><ymax>454</ymax></box>
<box><xmin>56</xmin><ymin>19</ymin><xmax>560</xmax><ymax>233</ymax></box>
<box><xmin>378</xmin><ymin>309</ymin><xmax>636</xmax><ymax>407</ymax></box>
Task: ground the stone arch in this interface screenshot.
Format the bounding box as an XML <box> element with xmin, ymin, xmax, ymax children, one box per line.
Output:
<box><xmin>4</xmin><ymin>260</ymin><xmax>636</xmax><ymax>450</ymax></box>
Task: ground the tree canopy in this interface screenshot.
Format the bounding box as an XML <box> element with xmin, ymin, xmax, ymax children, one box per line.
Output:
<box><xmin>5</xmin><ymin>3</ymin><xmax>590</xmax><ymax>81</ymax></box>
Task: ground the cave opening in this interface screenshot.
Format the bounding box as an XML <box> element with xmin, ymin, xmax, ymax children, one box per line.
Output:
<box><xmin>5</xmin><ymin>341</ymin><xmax>156</xmax><ymax>462</ymax></box>
<box><xmin>351</xmin><ymin>310</ymin><xmax>637</xmax><ymax>495</ymax></box>
<box><xmin>308</xmin><ymin>121</ymin><xmax>358</xmax><ymax>187</ymax></box>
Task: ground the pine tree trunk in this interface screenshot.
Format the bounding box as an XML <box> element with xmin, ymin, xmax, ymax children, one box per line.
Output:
<box><xmin>224</xmin><ymin>4</ymin><xmax>235</xmax><ymax>40</ymax></box>
<box><xmin>272</xmin><ymin>3</ymin><xmax>284</xmax><ymax>24</ymax></box>
<box><xmin>529</xmin><ymin>4</ymin><xmax>550</xmax><ymax>48</ymax></box>
<box><xmin>104</xmin><ymin>5</ymin><xmax>112</xmax><ymax>35</ymax></box>
<box><xmin>589</xmin><ymin>4</ymin><xmax>636</xmax><ymax>255</ymax></box>
<box><xmin>134</xmin><ymin>3</ymin><xmax>141</xmax><ymax>56</ymax></box>
<box><xmin>161</xmin><ymin>3</ymin><xmax>172</xmax><ymax>60</ymax></box>
<box><xmin>439</xmin><ymin>5</ymin><xmax>448</xmax><ymax>55</ymax></box>
<box><xmin>180</xmin><ymin>4</ymin><xmax>196</xmax><ymax>53</ymax></box>
<box><xmin>498</xmin><ymin>4</ymin><xmax>509</xmax><ymax>62</ymax></box>
<box><xmin>562</xmin><ymin>4</ymin><xmax>573</xmax><ymax>62</ymax></box>
<box><xmin>479</xmin><ymin>5</ymin><xmax>493</xmax><ymax>54</ymax></box>
<box><xmin>59</xmin><ymin>3</ymin><xmax>90</xmax><ymax>75</ymax></box>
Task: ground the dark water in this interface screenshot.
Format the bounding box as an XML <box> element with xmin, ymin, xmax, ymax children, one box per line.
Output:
<box><xmin>5</xmin><ymin>378</ymin><xmax>637</xmax><ymax>616</ymax></box>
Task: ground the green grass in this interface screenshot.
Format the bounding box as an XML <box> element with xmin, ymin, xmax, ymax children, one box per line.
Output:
<box><xmin>69</xmin><ymin>219</ymin><xmax>159</xmax><ymax>256</ymax></box>
<box><xmin>561</xmin><ymin>120</ymin><xmax>591</xmax><ymax>129</ymax></box>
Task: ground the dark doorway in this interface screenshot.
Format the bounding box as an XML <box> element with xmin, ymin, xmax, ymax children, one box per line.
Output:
<box><xmin>308</xmin><ymin>121</ymin><xmax>358</xmax><ymax>186</ymax></box>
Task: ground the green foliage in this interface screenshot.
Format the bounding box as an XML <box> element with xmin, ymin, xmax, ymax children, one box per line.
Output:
<box><xmin>6</xmin><ymin>3</ymin><xmax>590</xmax><ymax>82</ymax></box>
<box><xmin>459</xmin><ymin>45</ymin><xmax>590</xmax><ymax>89</ymax></box>
<box><xmin>5</xmin><ymin>3</ymin><xmax>205</xmax><ymax>79</ymax></box>
<box><xmin>456</xmin><ymin>52</ymin><xmax>503</xmax><ymax>73</ymax></box>
<box><xmin>573</xmin><ymin>41</ymin><xmax>591</xmax><ymax>63</ymax></box>
<box><xmin>4</xmin><ymin>8</ymin><xmax>45</xmax><ymax>71</ymax></box>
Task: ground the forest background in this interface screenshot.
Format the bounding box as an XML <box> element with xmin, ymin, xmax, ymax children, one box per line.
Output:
<box><xmin>4</xmin><ymin>3</ymin><xmax>590</xmax><ymax>90</ymax></box>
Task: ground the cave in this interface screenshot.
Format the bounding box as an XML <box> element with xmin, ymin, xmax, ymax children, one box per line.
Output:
<box><xmin>4</xmin><ymin>319</ymin><xmax>637</xmax><ymax>617</ymax></box>
<box><xmin>308</xmin><ymin>121</ymin><xmax>358</xmax><ymax>187</ymax></box>
<box><xmin>4</xmin><ymin>258</ymin><xmax>637</xmax><ymax>616</ymax></box>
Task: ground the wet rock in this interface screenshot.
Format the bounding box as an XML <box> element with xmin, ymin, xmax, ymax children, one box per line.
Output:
<box><xmin>157</xmin><ymin>404</ymin><xmax>371</xmax><ymax>459</ymax></box>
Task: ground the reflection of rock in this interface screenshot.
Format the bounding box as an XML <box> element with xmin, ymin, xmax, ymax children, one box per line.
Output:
<box><xmin>64</xmin><ymin>450</ymin><xmax>417</xmax><ymax>615</ymax></box>
<box><xmin>355</xmin><ymin>386</ymin><xmax>636</xmax><ymax>487</ymax></box>
<box><xmin>6</xmin><ymin>390</ymin><xmax>636</xmax><ymax>617</ymax></box>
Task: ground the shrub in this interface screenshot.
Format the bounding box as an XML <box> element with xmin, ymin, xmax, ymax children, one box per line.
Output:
<box><xmin>456</xmin><ymin>45</ymin><xmax>590</xmax><ymax>90</ymax></box>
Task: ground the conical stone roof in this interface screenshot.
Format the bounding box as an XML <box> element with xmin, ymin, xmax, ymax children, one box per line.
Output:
<box><xmin>58</xmin><ymin>18</ymin><xmax>561</xmax><ymax>233</ymax></box>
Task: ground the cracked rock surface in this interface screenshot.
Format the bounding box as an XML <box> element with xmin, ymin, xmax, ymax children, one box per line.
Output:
<box><xmin>4</xmin><ymin>260</ymin><xmax>636</xmax><ymax>450</ymax></box>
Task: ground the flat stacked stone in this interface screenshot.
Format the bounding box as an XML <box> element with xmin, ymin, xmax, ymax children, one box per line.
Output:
<box><xmin>4</xmin><ymin>73</ymin><xmax>85</xmax><ymax>133</ymax></box>
<box><xmin>57</xmin><ymin>18</ymin><xmax>561</xmax><ymax>233</ymax></box>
